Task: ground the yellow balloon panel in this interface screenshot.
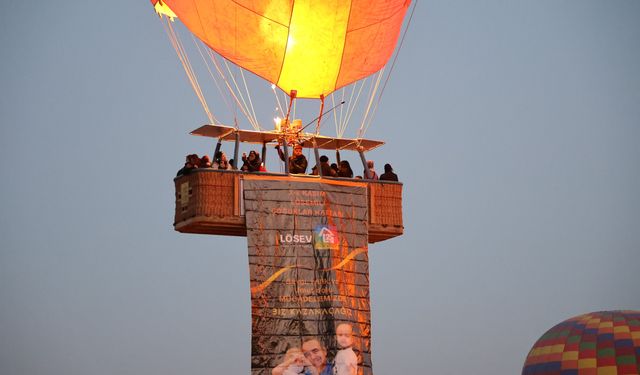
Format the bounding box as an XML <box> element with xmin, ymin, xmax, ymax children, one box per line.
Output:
<box><xmin>277</xmin><ymin>1</ymin><xmax>350</xmax><ymax>97</ymax></box>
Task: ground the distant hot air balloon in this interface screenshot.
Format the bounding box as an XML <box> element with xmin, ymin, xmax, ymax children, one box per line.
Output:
<box><xmin>522</xmin><ymin>310</ymin><xmax>640</xmax><ymax>375</ymax></box>
<box><xmin>151</xmin><ymin>0</ymin><xmax>410</xmax><ymax>99</ymax></box>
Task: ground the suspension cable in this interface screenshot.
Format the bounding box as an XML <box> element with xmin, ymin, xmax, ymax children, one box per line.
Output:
<box><xmin>204</xmin><ymin>48</ymin><xmax>259</xmax><ymax>130</ymax></box>
<box><xmin>223</xmin><ymin>59</ymin><xmax>260</xmax><ymax>130</ymax></box>
<box><xmin>280</xmin><ymin>90</ymin><xmax>290</xmax><ymax>122</ymax></box>
<box><xmin>360</xmin><ymin>0</ymin><xmax>418</xmax><ymax>137</ymax></box>
<box><xmin>339</xmin><ymin>88</ymin><xmax>348</xmax><ymax>136</ymax></box>
<box><xmin>345</xmin><ymin>78</ymin><xmax>369</xmax><ymax>137</ymax></box>
<box><xmin>192</xmin><ymin>37</ymin><xmax>234</xmax><ymax>120</ymax></box>
<box><xmin>271</xmin><ymin>85</ymin><xmax>286</xmax><ymax>119</ymax></box>
<box><xmin>359</xmin><ymin>68</ymin><xmax>385</xmax><ymax>138</ymax></box>
<box><xmin>240</xmin><ymin>69</ymin><xmax>261</xmax><ymax>130</ymax></box>
<box><xmin>208</xmin><ymin>50</ymin><xmax>256</xmax><ymax>129</ymax></box>
<box><xmin>293</xmin><ymin>96</ymin><xmax>297</xmax><ymax>121</ymax></box>
<box><xmin>331</xmin><ymin>93</ymin><xmax>339</xmax><ymax>136</ymax></box>
<box><xmin>162</xmin><ymin>18</ymin><xmax>217</xmax><ymax>124</ymax></box>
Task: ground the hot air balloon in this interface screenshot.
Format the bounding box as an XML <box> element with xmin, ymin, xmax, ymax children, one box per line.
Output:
<box><xmin>522</xmin><ymin>310</ymin><xmax>640</xmax><ymax>375</ymax></box>
<box><xmin>150</xmin><ymin>1</ymin><xmax>413</xmax><ymax>374</ymax></box>
<box><xmin>151</xmin><ymin>0</ymin><xmax>411</xmax><ymax>241</ymax></box>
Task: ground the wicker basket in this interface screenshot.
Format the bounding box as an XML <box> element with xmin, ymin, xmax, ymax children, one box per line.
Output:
<box><xmin>173</xmin><ymin>170</ymin><xmax>404</xmax><ymax>242</ymax></box>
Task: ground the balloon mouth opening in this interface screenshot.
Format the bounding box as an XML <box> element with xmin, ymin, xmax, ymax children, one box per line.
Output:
<box><xmin>154</xmin><ymin>1</ymin><xmax>177</xmax><ymax>20</ymax></box>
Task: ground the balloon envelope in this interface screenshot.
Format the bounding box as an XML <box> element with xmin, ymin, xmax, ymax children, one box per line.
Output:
<box><xmin>522</xmin><ymin>310</ymin><xmax>640</xmax><ymax>375</ymax></box>
<box><xmin>152</xmin><ymin>0</ymin><xmax>411</xmax><ymax>98</ymax></box>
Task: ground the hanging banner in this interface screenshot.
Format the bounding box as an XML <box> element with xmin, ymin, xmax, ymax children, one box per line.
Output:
<box><xmin>244</xmin><ymin>176</ymin><xmax>373</xmax><ymax>375</ymax></box>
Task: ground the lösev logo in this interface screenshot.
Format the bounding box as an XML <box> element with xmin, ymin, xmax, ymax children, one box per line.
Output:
<box><xmin>313</xmin><ymin>225</ymin><xmax>338</xmax><ymax>250</ymax></box>
<box><xmin>278</xmin><ymin>233</ymin><xmax>312</xmax><ymax>244</ymax></box>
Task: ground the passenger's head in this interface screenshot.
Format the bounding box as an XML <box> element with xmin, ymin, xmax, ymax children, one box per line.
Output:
<box><xmin>293</xmin><ymin>144</ymin><xmax>303</xmax><ymax>156</ymax></box>
<box><xmin>339</xmin><ymin>160</ymin><xmax>353</xmax><ymax>177</ymax></box>
<box><xmin>320</xmin><ymin>155</ymin><xmax>329</xmax><ymax>163</ymax></box>
<box><xmin>188</xmin><ymin>154</ymin><xmax>200</xmax><ymax>167</ymax></box>
<box><xmin>384</xmin><ymin>163</ymin><xmax>393</xmax><ymax>173</ymax></box>
<box><xmin>200</xmin><ymin>155</ymin><xmax>211</xmax><ymax>167</ymax></box>
<box><xmin>302</xmin><ymin>339</ymin><xmax>327</xmax><ymax>370</ymax></box>
<box><xmin>367</xmin><ymin>160</ymin><xmax>375</xmax><ymax>169</ymax></box>
<box><xmin>248</xmin><ymin>150</ymin><xmax>257</xmax><ymax>160</ymax></box>
<box><xmin>336</xmin><ymin>323</ymin><xmax>354</xmax><ymax>348</ymax></box>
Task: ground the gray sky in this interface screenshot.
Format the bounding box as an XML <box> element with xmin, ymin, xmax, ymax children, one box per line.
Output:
<box><xmin>1</xmin><ymin>1</ymin><xmax>639</xmax><ymax>374</ymax></box>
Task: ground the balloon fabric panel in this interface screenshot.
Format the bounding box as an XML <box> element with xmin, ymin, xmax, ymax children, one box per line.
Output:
<box><xmin>155</xmin><ymin>0</ymin><xmax>411</xmax><ymax>98</ymax></box>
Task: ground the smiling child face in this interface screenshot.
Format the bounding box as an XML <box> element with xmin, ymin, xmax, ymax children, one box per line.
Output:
<box><xmin>336</xmin><ymin>323</ymin><xmax>353</xmax><ymax>348</ymax></box>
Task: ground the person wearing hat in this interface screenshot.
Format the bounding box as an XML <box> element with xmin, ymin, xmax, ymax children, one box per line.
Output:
<box><xmin>276</xmin><ymin>143</ymin><xmax>308</xmax><ymax>174</ymax></box>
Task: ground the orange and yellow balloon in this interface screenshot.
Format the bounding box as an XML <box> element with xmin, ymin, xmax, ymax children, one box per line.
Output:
<box><xmin>152</xmin><ymin>0</ymin><xmax>411</xmax><ymax>98</ymax></box>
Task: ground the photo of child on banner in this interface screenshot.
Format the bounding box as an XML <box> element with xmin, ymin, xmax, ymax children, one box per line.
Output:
<box><xmin>271</xmin><ymin>323</ymin><xmax>362</xmax><ymax>375</ymax></box>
